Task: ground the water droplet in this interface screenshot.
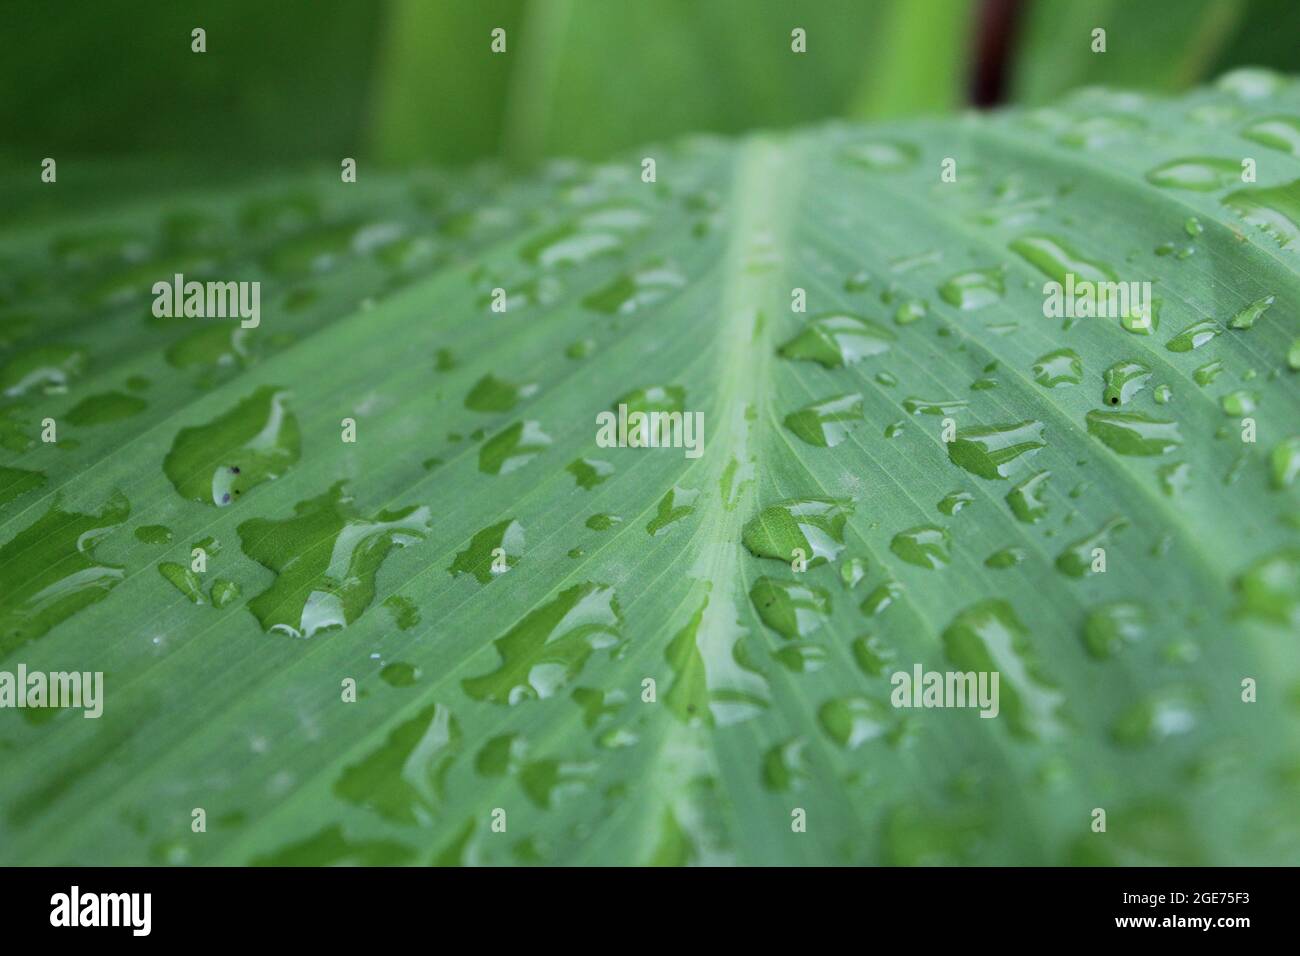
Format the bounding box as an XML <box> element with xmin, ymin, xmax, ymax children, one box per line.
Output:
<box><xmin>1157</xmin><ymin>460</ymin><xmax>1192</xmax><ymax>497</ymax></box>
<box><xmin>585</xmin><ymin>513</ymin><xmax>621</xmax><ymax>531</ymax></box>
<box><xmin>1271</xmin><ymin>437</ymin><xmax>1300</xmax><ymax>489</ymax></box>
<box><xmin>1087</xmin><ymin>410</ymin><xmax>1182</xmax><ymax>455</ymax></box>
<box><xmin>164</xmin><ymin>387</ymin><xmax>300</xmax><ymax>505</ymax></box>
<box><xmin>1242</xmin><ymin>114</ymin><xmax>1300</xmax><ymax>156</ymax></box>
<box><xmin>1032</xmin><ymin>348</ymin><xmax>1083</xmax><ymax>388</ymax></box>
<box><xmin>783</xmin><ymin>393</ymin><xmax>864</xmax><ymax>447</ymax></box>
<box><xmin>1217</xmin><ymin>67</ymin><xmax>1285</xmax><ymax>100</ymax></box>
<box><xmin>1222</xmin><ymin>179</ymin><xmax>1300</xmax><ymax>251</ymax></box>
<box><xmin>903</xmin><ymin>396</ymin><xmax>968</xmax><ymax>416</ymax></box>
<box><xmin>938</xmin><ymin>268</ymin><xmax>1004</xmax><ymax>310</ymax></box>
<box><xmin>237</xmin><ymin>482</ymin><xmax>430</xmax><ymax>638</ymax></box>
<box><xmin>1234</xmin><ymin>549</ymin><xmax>1300</xmax><ymax>626</ymax></box>
<box><xmin>777</xmin><ymin>313</ymin><xmax>894</xmax><ymax>367</ymax></box>
<box><xmin>158</xmin><ymin>561</ymin><xmax>205</xmax><ymax>604</ymax></box>
<box><xmin>384</xmin><ymin>594</ymin><xmax>421</xmax><ymax>630</ymax></box>
<box><xmin>478</xmin><ymin>420</ymin><xmax>552</xmax><ymax>475</ymax></box>
<box><xmin>565</xmin><ymin>338</ymin><xmax>596</xmax><ymax>360</ymax></box>
<box><xmin>134</xmin><ymin>524</ymin><xmax>173</xmax><ymax>545</ymax></box>
<box><xmin>380</xmin><ymin>662</ymin><xmax>420</xmax><ymax>687</ymax></box>
<box><xmin>750</xmin><ymin>577</ymin><xmax>831</xmax><ymax>639</ymax></box>
<box><xmin>1082</xmin><ymin>602</ymin><xmax>1148</xmax><ymax>659</ymax></box>
<box><xmin>0</xmin><ymin>493</ymin><xmax>129</xmax><ymax>656</ymax></box>
<box><xmin>1010</xmin><ymin>233</ymin><xmax>1116</xmax><ymax>284</ymax></box>
<box><xmin>521</xmin><ymin>204</ymin><xmax>648</xmax><ymax>269</ymax></box>
<box><xmin>840</xmin><ymin>557</ymin><xmax>868</xmax><ymax>588</ymax></box>
<box><xmin>893</xmin><ymin>298</ymin><xmax>928</xmax><ymax>325</ymax></box>
<box><xmin>1060</xmin><ymin>114</ymin><xmax>1143</xmax><ymax>149</ymax></box>
<box><xmin>943</xmin><ymin>599</ymin><xmax>1063</xmax><ymax>738</ymax></box>
<box><xmin>773</xmin><ymin>644</ymin><xmax>828</xmax><ymax>673</ymax></box>
<box><xmin>818</xmin><ymin>697</ymin><xmax>890</xmax><ymax>749</ymax></box>
<box><xmin>0</xmin><ymin>345</ymin><xmax>88</xmax><ymax>397</ymax></box>
<box><xmin>938</xmin><ymin>491</ymin><xmax>973</xmax><ymax>515</ymax></box>
<box><xmin>1166</xmin><ymin>319</ymin><xmax>1222</xmax><ymax>352</ymax></box>
<box><xmin>647</xmin><ymin>485</ymin><xmax>699</xmax><ymax>536</ymax></box>
<box><xmin>742</xmin><ymin>498</ymin><xmax>852</xmax><ymax>566</ymax></box>
<box><xmin>1102</xmin><ymin>360</ymin><xmax>1151</xmax><ymax>405</ymax></box>
<box><xmin>450</xmin><ymin>519</ymin><xmax>524</xmax><ymax>583</ymax></box>
<box><xmin>1193</xmin><ymin>361</ymin><xmax>1224</xmax><ymax>386</ymax></box>
<box><xmin>948</xmin><ymin>421</ymin><xmax>1047</xmax><ymax>479</ymax></box>
<box><xmin>1055</xmin><ymin>516</ymin><xmax>1128</xmax><ymax>577</ymax></box>
<box><xmin>465</xmin><ymin>374</ymin><xmax>538</xmax><ymax>413</ymax></box>
<box><xmin>860</xmin><ymin>580</ymin><xmax>903</xmax><ymax>616</ymax></box>
<box><xmin>889</xmin><ymin>525</ymin><xmax>952</xmax><ymax>569</ymax></box>
<box><xmin>1112</xmin><ymin>690</ymin><xmax>1197</xmax><ymax>748</ymax></box>
<box><xmin>1228</xmin><ymin>294</ymin><xmax>1275</xmax><ymax>330</ymax></box>
<box><xmin>842</xmin><ymin>140</ymin><xmax>918</xmax><ymax>171</ymax></box>
<box><xmin>762</xmin><ymin>738</ymin><xmax>809</xmax><ymax>791</ymax></box>
<box><xmin>334</xmin><ymin>703</ymin><xmax>460</xmax><ymax>822</ymax></box>
<box><xmin>463</xmin><ymin>584</ymin><xmax>624</xmax><ymax>706</ymax></box>
<box><xmin>1145</xmin><ymin>157</ymin><xmax>1243</xmax><ymax>191</ymax></box>
<box><xmin>851</xmin><ymin>634</ymin><xmax>894</xmax><ymax>675</ymax></box>
<box><xmin>1154</xmin><ymin>383</ymin><xmax>1173</xmax><ymax>403</ymax></box>
<box><xmin>66</xmin><ymin>391</ymin><xmax>147</xmax><ymax>426</ymax></box>
<box><xmin>583</xmin><ymin>261</ymin><xmax>686</xmax><ymax>314</ymax></box>
<box><xmin>210</xmin><ymin>578</ymin><xmax>241</xmax><ymax>608</ymax></box>
<box><xmin>1220</xmin><ymin>390</ymin><xmax>1257</xmax><ymax>416</ymax></box>
<box><xmin>984</xmin><ymin>547</ymin><xmax>1026</xmax><ymax>569</ymax></box>
<box><xmin>566</xmin><ymin>457</ymin><xmax>614</xmax><ymax>489</ymax></box>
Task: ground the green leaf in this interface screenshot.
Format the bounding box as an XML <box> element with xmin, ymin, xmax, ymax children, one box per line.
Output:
<box><xmin>2</xmin><ymin>74</ymin><xmax>1300</xmax><ymax>866</ymax></box>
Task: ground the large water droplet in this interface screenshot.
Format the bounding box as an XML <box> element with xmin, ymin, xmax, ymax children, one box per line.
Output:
<box><xmin>889</xmin><ymin>525</ymin><xmax>952</xmax><ymax>569</ymax></box>
<box><xmin>1086</xmin><ymin>410</ymin><xmax>1182</xmax><ymax>455</ymax></box>
<box><xmin>783</xmin><ymin>393</ymin><xmax>864</xmax><ymax>447</ymax></box>
<box><xmin>742</xmin><ymin>498</ymin><xmax>853</xmax><ymax>566</ymax></box>
<box><xmin>163</xmin><ymin>386</ymin><xmax>300</xmax><ymax>505</ymax></box>
<box><xmin>948</xmin><ymin>421</ymin><xmax>1047</xmax><ymax>479</ymax></box>
<box><xmin>237</xmin><ymin>482</ymin><xmax>430</xmax><ymax>638</ymax></box>
<box><xmin>777</xmin><ymin>313</ymin><xmax>894</xmax><ymax>367</ymax></box>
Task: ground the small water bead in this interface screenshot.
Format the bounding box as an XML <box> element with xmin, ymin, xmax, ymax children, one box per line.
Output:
<box><xmin>841</xmin><ymin>140</ymin><xmax>919</xmax><ymax>171</ymax></box>
<box><xmin>1157</xmin><ymin>461</ymin><xmax>1192</xmax><ymax>498</ymax></box>
<box><xmin>938</xmin><ymin>268</ymin><xmax>1005</xmax><ymax>310</ymax></box>
<box><xmin>1032</xmin><ymin>349</ymin><xmax>1083</xmax><ymax>388</ymax></box>
<box><xmin>585</xmin><ymin>513</ymin><xmax>621</xmax><ymax>531</ymax></box>
<box><xmin>1272</xmin><ymin>437</ymin><xmax>1300</xmax><ymax>489</ymax></box>
<box><xmin>938</xmin><ymin>491</ymin><xmax>973</xmax><ymax>515</ymax></box>
<box><xmin>1228</xmin><ymin>294</ymin><xmax>1275</xmax><ymax>330</ymax></box>
<box><xmin>464</xmin><ymin>374</ymin><xmax>539</xmax><ymax>413</ymax></box>
<box><xmin>1082</xmin><ymin>602</ymin><xmax>1149</xmax><ymax>660</ymax></box>
<box><xmin>1006</xmin><ymin>470</ymin><xmax>1051</xmax><ymax>523</ymax></box>
<box><xmin>902</xmin><ymin>396</ymin><xmax>968</xmax><ymax>416</ymax></box>
<box><xmin>1193</xmin><ymin>361</ymin><xmax>1224</xmax><ymax>386</ymax></box>
<box><xmin>450</xmin><ymin>519</ymin><xmax>525</xmax><ymax>582</ymax></box>
<box><xmin>1166</xmin><ymin>320</ymin><xmax>1222</xmax><ymax>352</ymax></box>
<box><xmin>840</xmin><ymin>557</ymin><xmax>868</xmax><ymax>589</ymax></box>
<box><xmin>750</xmin><ymin>577</ymin><xmax>832</xmax><ymax>639</ymax></box>
<box><xmin>1220</xmin><ymin>390</ymin><xmax>1257</xmax><ymax>416</ymax></box>
<box><xmin>778</xmin><ymin>313</ymin><xmax>894</xmax><ymax>367</ymax></box>
<box><xmin>860</xmin><ymin>580</ymin><xmax>903</xmax><ymax>616</ymax></box>
<box><xmin>1145</xmin><ymin>157</ymin><xmax>1243</xmax><ymax>191</ymax></box>
<box><xmin>1009</xmin><ymin>233</ymin><xmax>1116</xmax><ymax>284</ymax></box>
<box><xmin>984</xmin><ymin>547</ymin><xmax>1027</xmax><ymax>569</ymax></box>
<box><xmin>818</xmin><ymin>696</ymin><xmax>890</xmax><ymax>749</ymax></box>
<box><xmin>566</xmin><ymin>457</ymin><xmax>614</xmax><ymax>489</ymax></box>
<box><xmin>783</xmin><ymin>393</ymin><xmax>864</xmax><ymax>447</ymax></box>
<box><xmin>1055</xmin><ymin>516</ymin><xmax>1128</xmax><ymax>577</ymax></box>
<box><xmin>478</xmin><ymin>420</ymin><xmax>552</xmax><ymax>475</ymax></box>
<box><xmin>1102</xmin><ymin>360</ymin><xmax>1151</xmax><ymax>406</ymax></box>
<box><xmin>646</xmin><ymin>485</ymin><xmax>699</xmax><ymax>536</ymax></box>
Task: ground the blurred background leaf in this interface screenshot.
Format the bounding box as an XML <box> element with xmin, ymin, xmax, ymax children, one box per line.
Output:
<box><xmin>2</xmin><ymin>0</ymin><xmax>1300</xmax><ymax>172</ymax></box>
